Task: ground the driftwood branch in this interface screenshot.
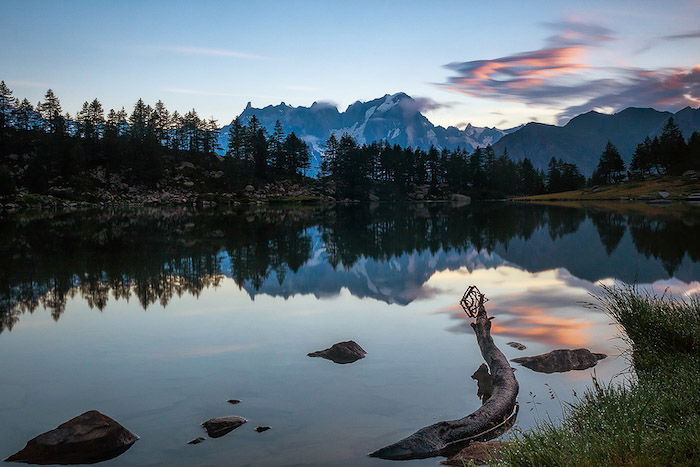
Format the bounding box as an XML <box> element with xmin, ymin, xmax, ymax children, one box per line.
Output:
<box><xmin>369</xmin><ymin>286</ymin><xmax>519</xmax><ymax>460</ymax></box>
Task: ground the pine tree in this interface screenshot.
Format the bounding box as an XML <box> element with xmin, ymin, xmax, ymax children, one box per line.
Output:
<box><xmin>13</xmin><ymin>99</ymin><xmax>36</xmax><ymax>131</ymax></box>
<box><xmin>270</xmin><ymin>120</ymin><xmax>286</xmax><ymax>171</ymax></box>
<box><xmin>76</xmin><ymin>98</ymin><xmax>104</xmax><ymax>143</ymax></box>
<box><xmin>181</xmin><ymin>109</ymin><xmax>202</xmax><ymax>153</ymax></box>
<box><xmin>321</xmin><ymin>133</ymin><xmax>338</xmax><ymax>178</ymax></box>
<box><xmin>169</xmin><ymin>111</ymin><xmax>183</xmax><ymax>150</ymax></box>
<box><xmin>658</xmin><ymin>117</ymin><xmax>687</xmax><ymax>174</ymax></box>
<box><xmin>688</xmin><ymin>131</ymin><xmax>700</xmax><ymax>170</ymax></box>
<box><xmin>426</xmin><ymin>145</ymin><xmax>441</xmax><ymax>190</ymax></box>
<box><xmin>227</xmin><ymin>116</ymin><xmax>245</xmax><ymax>160</ymax></box>
<box><xmin>630</xmin><ymin>137</ymin><xmax>654</xmax><ymax>178</ymax></box>
<box><xmin>0</xmin><ymin>81</ymin><xmax>17</xmax><ymax>129</ymax></box>
<box><xmin>202</xmin><ymin>118</ymin><xmax>219</xmax><ymax>154</ymax></box>
<box><xmin>282</xmin><ymin>132</ymin><xmax>309</xmax><ymax>177</ymax></box>
<box><xmin>547</xmin><ymin>157</ymin><xmax>561</xmax><ymax>192</ymax></box>
<box><xmin>129</xmin><ymin>98</ymin><xmax>150</xmax><ymax>143</ymax></box>
<box><xmin>38</xmin><ymin>89</ymin><xmax>65</xmax><ymax>134</ymax></box>
<box><xmin>592</xmin><ymin>141</ymin><xmax>625</xmax><ymax>185</ymax></box>
<box><xmin>151</xmin><ymin>100</ymin><xmax>170</xmax><ymax>145</ymax></box>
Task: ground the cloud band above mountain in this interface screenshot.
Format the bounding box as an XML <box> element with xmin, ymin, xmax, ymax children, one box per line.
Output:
<box><xmin>440</xmin><ymin>19</ymin><xmax>700</xmax><ymax>123</ymax></box>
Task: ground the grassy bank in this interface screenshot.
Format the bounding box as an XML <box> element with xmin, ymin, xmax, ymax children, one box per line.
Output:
<box><xmin>499</xmin><ymin>286</ymin><xmax>700</xmax><ymax>466</ymax></box>
<box><xmin>513</xmin><ymin>175</ymin><xmax>700</xmax><ymax>201</ymax></box>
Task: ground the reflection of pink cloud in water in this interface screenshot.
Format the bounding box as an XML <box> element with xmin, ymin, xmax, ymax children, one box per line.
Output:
<box><xmin>430</xmin><ymin>266</ymin><xmax>700</xmax><ymax>350</ymax></box>
<box><xmin>491</xmin><ymin>305</ymin><xmax>595</xmax><ymax>348</ymax></box>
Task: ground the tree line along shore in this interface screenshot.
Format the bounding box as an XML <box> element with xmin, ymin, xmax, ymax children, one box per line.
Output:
<box><xmin>3</xmin><ymin>82</ymin><xmax>699</xmax><ymax>209</ymax></box>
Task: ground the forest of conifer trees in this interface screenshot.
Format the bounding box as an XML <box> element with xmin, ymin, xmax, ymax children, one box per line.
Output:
<box><xmin>2</xmin><ymin>80</ymin><xmax>698</xmax><ymax>203</ymax></box>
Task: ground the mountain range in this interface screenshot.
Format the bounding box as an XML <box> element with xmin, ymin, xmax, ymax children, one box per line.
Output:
<box><xmin>219</xmin><ymin>93</ymin><xmax>700</xmax><ymax>175</ymax></box>
<box><xmin>218</xmin><ymin>93</ymin><xmax>518</xmax><ymax>175</ymax></box>
<box><xmin>493</xmin><ymin>106</ymin><xmax>700</xmax><ymax>174</ymax></box>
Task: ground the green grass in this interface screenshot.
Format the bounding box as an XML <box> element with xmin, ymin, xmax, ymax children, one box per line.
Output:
<box><xmin>498</xmin><ymin>286</ymin><xmax>700</xmax><ymax>466</ymax></box>
<box><xmin>513</xmin><ymin>175</ymin><xmax>700</xmax><ymax>201</ymax></box>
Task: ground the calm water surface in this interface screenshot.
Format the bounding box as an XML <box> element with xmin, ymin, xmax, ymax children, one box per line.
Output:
<box><xmin>1</xmin><ymin>202</ymin><xmax>699</xmax><ymax>466</ymax></box>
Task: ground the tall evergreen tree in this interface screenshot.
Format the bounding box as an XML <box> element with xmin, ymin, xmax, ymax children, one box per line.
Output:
<box><xmin>688</xmin><ymin>131</ymin><xmax>700</xmax><ymax>170</ymax></box>
<box><xmin>0</xmin><ymin>80</ymin><xmax>16</xmax><ymax>129</ymax></box>
<box><xmin>658</xmin><ymin>117</ymin><xmax>687</xmax><ymax>174</ymax></box>
<box><xmin>37</xmin><ymin>89</ymin><xmax>65</xmax><ymax>134</ymax></box>
<box><xmin>592</xmin><ymin>141</ymin><xmax>625</xmax><ymax>185</ymax></box>
<box><xmin>270</xmin><ymin>120</ymin><xmax>286</xmax><ymax>171</ymax></box>
<box><xmin>13</xmin><ymin>99</ymin><xmax>36</xmax><ymax>131</ymax></box>
<box><xmin>321</xmin><ymin>133</ymin><xmax>338</xmax><ymax>178</ymax></box>
<box><xmin>226</xmin><ymin>116</ymin><xmax>245</xmax><ymax>160</ymax></box>
<box><xmin>630</xmin><ymin>137</ymin><xmax>654</xmax><ymax>178</ymax></box>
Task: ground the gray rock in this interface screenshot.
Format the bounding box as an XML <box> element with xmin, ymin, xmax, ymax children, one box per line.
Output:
<box><xmin>202</xmin><ymin>416</ymin><xmax>247</xmax><ymax>438</ymax></box>
<box><xmin>244</xmin><ymin>185</ymin><xmax>255</xmax><ymax>193</ymax></box>
<box><xmin>511</xmin><ymin>348</ymin><xmax>606</xmax><ymax>373</ymax></box>
<box><xmin>188</xmin><ymin>437</ymin><xmax>205</xmax><ymax>445</ymax></box>
<box><xmin>658</xmin><ymin>190</ymin><xmax>670</xmax><ymax>199</ymax></box>
<box><xmin>506</xmin><ymin>341</ymin><xmax>527</xmax><ymax>350</ymax></box>
<box><xmin>449</xmin><ymin>193</ymin><xmax>471</xmax><ymax>204</ymax></box>
<box><xmin>255</xmin><ymin>426</ymin><xmax>271</xmax><ymax>433</ymax></box>
<box><xmin>4</xmin><ymin>410</ymin><xmax>138</xmax><ymax>464</ymax></box>
<box><xmin>227</xmin><ymin>399</ymin><xmax>241</xmax><ymax>405</ymax></box>
<box><xmin>368</xmin><ymin>193</ymin><xmax>380</xmax><ymax>202</ymax></box>
<box><xmin>308</xmin><ymin>340</ymin><xmax>366</xmax><ymax>364</ymax></box>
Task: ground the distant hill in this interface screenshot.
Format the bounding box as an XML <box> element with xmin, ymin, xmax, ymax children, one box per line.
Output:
<box><xmin>218</xmin><ymin>93</ymin><xmax>517</xmax><ymax>175</ymax></box>
<box><xmin>493</xmin><ymin>107</ymin><xmax>700</xmax><ymax>174</ymax></box>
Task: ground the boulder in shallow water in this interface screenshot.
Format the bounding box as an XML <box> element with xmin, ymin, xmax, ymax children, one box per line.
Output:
<box><xmin>307</xmin><ymin>340</ymin><xmax>366</xmax><ymax>364</ymax></box>
<box><xmin>5</xmin><ymin>410</ymin><xmax>138</xmax><ymax>465</ymax></box>
<box><xmin>202</xmin><ymin>416</ymin><xmax>247</xmax><ymax>438</ymax></box>
<box><xmin>506</xmin><ymin>341</ymin><xmax>527</xmax><ymax>350</ymax></box>
<box><xmin>511</xmin><ymin>348</ymin><xmax>606</xmax><ymax>373</ymax></box>
<box><xmin>441</xmin><ymin>441</ymin><xmax>509</xmax><ymax>465</ymax></box>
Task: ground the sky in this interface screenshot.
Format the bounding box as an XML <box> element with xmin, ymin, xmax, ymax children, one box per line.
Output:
<box><xmin>2</xmin><ymin>0</ymin><xmax>699</xmax><ymax>129</ymax></box>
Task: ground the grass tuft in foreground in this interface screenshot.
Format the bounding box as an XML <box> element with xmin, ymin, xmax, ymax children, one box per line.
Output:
<box><xmin>498</xmin><ymin>285</ymin><xmax>700</xmax><ymax>466</ymax></box>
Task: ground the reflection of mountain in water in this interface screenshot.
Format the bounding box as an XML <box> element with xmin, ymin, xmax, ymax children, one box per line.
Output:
<box><xmin>1</xmin><ymin>203</ymin><xmax>700</xmax><ymax>332</ymax></box>
<box><xmin>235</xmin><ymin>232</ymin><xmax>506</xmax><ymax>305</ymax></box>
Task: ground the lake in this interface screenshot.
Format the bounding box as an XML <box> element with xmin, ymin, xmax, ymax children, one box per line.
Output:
<box><xmin>1</xmin><ymin>201</ymin><xmax>699</xmax><ymax>466</ymax></box>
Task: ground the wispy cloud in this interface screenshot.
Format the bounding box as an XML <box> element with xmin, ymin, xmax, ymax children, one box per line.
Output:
<box><xmin>439</xmin><ymin>19</ymin><xmax>700</xmax><ymax>123</ymax></box>
<box><xmin>661</xmin><ymin>30</ymin><xmax>700</xmax><ymax>40</ymax></box>
<box><xmin>6</xmin><ymin>80</ymin><xmax>52</xmax><ymax>89</ymax></box>
<box><xmin>400</xmin><ymin>96</ymin><xmax>454</xmax><ymax>113</ymax></box>
<box><xmin>282</xmin><ymin>85</ymin><xmax>317</xmax><ymax>92</ymax></box>
<box><xmin>154</xmin><ymin>46</ymin><xmax>266</xmax><ymax>60</ymax></box>
<box><xmin>164</xmin><ymin>87</ymin><xmax>278</xmax><ymax>100</ymax></box>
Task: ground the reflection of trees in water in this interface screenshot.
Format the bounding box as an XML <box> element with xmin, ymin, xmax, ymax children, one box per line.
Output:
<box><xmin>0</xmin><ymin>208</ymin><xmax>312</xmax><ymax>332</ymax></box>
<box><xmin>1</xmin><ymin>203</ymin><xmax>699</xmax><ymax>332</ymax></box>
<box><xmin>590</xmin><ymin>211</ymin><xmax>627</xmax><ymax>255</ymax></box>
<box><xmin>628</xmin><ymin>216</ymin><xmax>700</xmax><ymax>276</ymax></box>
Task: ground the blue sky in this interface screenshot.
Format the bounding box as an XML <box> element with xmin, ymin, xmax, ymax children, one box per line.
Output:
<box><xmin>2</xmin><ymin>0</ymin><xmax>699</xmax><ymax>128</ymax></box>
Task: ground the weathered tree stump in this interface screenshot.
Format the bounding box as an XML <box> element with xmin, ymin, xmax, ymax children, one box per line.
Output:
<box><xmin>369</xmin><ymin>286</ymin><xmax>519</xmax><ymax>460</ymax></box>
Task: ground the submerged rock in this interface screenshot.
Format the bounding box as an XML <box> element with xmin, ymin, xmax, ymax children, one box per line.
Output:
<box><xmin>307</xmin><ymin>340</ymin><xmax>366</xmax><ymax>364</ymax></box>
<box><xmin>202</xmin><ymin>416</ymin><xmax>247</xmax><ymax>438</ymax></box>
<box><xmin>5</xmin><ymin>410</ymin><xmax>138</xmax><ymax>465</ymax></box>
<box><xmin>506</xmin><ymin>341</ymin><xmax>527</xmax><ymax>350</ymax></box>
<box><xmin>188</xmin><ymin>437</ymin><xmax>205</xmax><ymax>445</ymax></box>
<box><xmin>441</xmin><ymin>441</ymin><xmax>509</xmax><ymax>466</ymax></box>
<box><xmin>511</xmin><ymin>348</ymin><xmax>606</xmax><ymax>373</ymax></box>
<box><xmin>255</xmin><ymin>426</ymin><xmax>271</xmax><ymax>433</ymax></box>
